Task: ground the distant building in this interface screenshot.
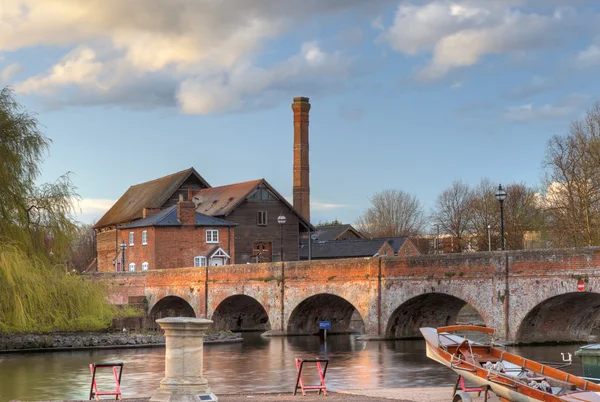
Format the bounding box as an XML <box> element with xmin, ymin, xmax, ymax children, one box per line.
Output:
<box><xmin>311</xmin><ymin>224</ymin><xmax>365</xmax><ymax>241</ymax></box>
<box><xmin>300</xmin><ymin>237</ymin><xmax>420</xmax><ymax>260</ymax></box>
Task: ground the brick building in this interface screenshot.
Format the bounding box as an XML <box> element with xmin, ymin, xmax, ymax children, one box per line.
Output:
<box><xmin>94</xmin><ymin>97</ymin><xmax>317</xmax><ymax>271</ymax></box>
<box><xmin>114</xmin><ymin>198</ymin><xmax>236</xmax><ymax>271</ymax></box>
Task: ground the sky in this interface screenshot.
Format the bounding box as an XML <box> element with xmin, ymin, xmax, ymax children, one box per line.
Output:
<box><xmin>2</xmin><ymin>0</ymin><xmax>600</xmax><ymax>226</ymax></box>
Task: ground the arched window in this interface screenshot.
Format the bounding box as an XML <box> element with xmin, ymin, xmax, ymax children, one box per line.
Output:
<box><xmin>129</xmin><ymin>263</ymin><xmax>136</xmax><ymax>272</ymax></box>
<box><xmin>142</xmin><ymin>262</ymin><xmax>148</xmax><ymax>271</ymax></box>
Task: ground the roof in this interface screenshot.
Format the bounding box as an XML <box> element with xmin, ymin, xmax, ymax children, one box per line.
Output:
<box><xmin>120</xmin><ymin>205</ymin><xmax>236</xmax><ymax>229</ymax></box>
<box><xmin>193</xmin><ymin>179</ymin><xmax>315</xmax><ymax>231</ymax></box>
<box><xmin>299</xmin><ymin>239</ymin><xmax>391</xmax><ymax>259</ymax></box>
<box><xmin>312</xmin><ymin>224</ymin><xmax>365</xmax><ymax>241</ymax></box>
<box><xmin>373</xmin><ymin>237</ymin><xmax>409</xmax><ymax>253</ymax></box>
<box><xmin>193</xmin><ymin>179</ymin><xmax>262</xmax><ymax>216</ymax></box>
<box><xmin>94</xmin><ymin>168</ymin><xmax>210</xmax><ymax>228</ymax></box>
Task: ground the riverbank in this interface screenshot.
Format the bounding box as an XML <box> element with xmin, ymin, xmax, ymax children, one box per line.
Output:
<box><xmin>13</xmin><ymin>388</ymin><xmax>501</xmax><ymax>401</ymax></box>
<box><xmin>0</xmin><ymin>331</ymin><xmax>242</xmax><ymax>353</ymax></box>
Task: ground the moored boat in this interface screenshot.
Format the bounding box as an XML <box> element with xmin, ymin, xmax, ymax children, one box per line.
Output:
<box><xmin>420</xmin><ymin>325</ymin><xmax>600</xmax><ymax>401</ymax></box>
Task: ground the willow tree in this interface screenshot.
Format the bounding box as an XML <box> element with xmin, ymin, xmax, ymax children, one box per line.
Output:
<box><xmin>0</xmin><ymin>87</ymin><xmax>115</xmax><ymax>333</ymax></box>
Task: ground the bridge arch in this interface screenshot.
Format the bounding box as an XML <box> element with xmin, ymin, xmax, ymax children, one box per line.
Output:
<box><xmin>385</xmin><ymin>293</ymin><xmax>486</xmax><ymax>339</ymax></box>
<box><xmin>287</xmin><ymin>293</ymin><xmax>365</xmax><ymax>335</ymax></box>
<box><xmin>210</xmin><ymin>295</ymin><xmax>271</xmax><ymax>332</ymax></box>
<box><xmin>148</xmin><ymin>296</ymin><xmax>196</xmax><ymax>330</ymax></box>
<box><xmin>516</xmin><ymin>292</ymin><xmax>600</xmax><ymax>344</ymax></box>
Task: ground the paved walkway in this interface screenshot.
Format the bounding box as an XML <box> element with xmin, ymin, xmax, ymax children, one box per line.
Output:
<box><xmin>13</xmin><ymin>387</ymin><xmax>502</xmax><ymax>402</ymax></box>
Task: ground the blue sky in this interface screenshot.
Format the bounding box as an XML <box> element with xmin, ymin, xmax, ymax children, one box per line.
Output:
<box><xmin>2</xmin><ymin>0</ymin><xmax>600</xmax><ymax>226</ymax></box>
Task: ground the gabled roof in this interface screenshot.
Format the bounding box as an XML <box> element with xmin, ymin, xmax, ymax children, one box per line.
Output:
<box><xmin>299</xmin><ymin>239</ymin><xmax>392</xmax><ymax>259</ymax></box>
<box><xmin>312</xmin><ymin>224</ymin><xmax>365</xmax><ymax>241</ymax></box>
<box><xmin>193</xmin><ymin>179</ymin><xmax>315</xmax><ymax>231</ymax></box>
<box><xmin>119</xmin><ymin>205</ymin><xmax>236</xmax><ymax>229</ymax></box>
<box><xmin>372</xmin><ymin>237</ymin><xmax>409</xmax><ymax>253</ymax></box>
<box><xmin>193</xmin><ymin>179</ymin><xmax>262</xmax><ymax>216</ymax></box>
<box><xmin>94</xmin><ymin>168</ymin><xmax>210</xmax><ymax>229</ymax></box>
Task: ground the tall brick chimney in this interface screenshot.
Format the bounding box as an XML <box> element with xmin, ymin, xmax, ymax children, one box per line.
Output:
<box><xmin>292</xmin><ymin>96</ymin><xmax>311</xmax><ymax>223</ymax></box>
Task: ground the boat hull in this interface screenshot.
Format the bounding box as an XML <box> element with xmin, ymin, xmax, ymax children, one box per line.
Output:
<box><xmin>424</xmin><ymin>339</ymin><xmax>539</xmax><ymax>402</ymax></box>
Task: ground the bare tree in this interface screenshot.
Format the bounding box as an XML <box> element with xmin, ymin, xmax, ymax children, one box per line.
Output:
<box><xmin>431</xmin><ymin>181</ymin><xmax>473</xmax><ymax>252</ymax></box>
<box><xmin>469</xmin><ymin>179</ymin><xmax>498</xmax><ymax>251</ymax></box>
<box><xmin>69</xmin><ymin>223</ymin><xmax>97</xmax><ymax>272</ymax></box>
<box><xmin>503</xmin><ymin>183</ymin><xmax>545</xmax><ymax>250</ymax></box>
<box><xmin>542</xmin><ymin>102</ymin><xmax>600</xmax><ymax>247</ymax></box>
<box><xmin>355</xmin><ymin>189</ymin><xmax>425</xmax><ymax>237</ymax></box>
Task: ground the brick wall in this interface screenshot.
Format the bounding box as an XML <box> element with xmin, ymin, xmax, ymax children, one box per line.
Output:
<box><xmin>96</xmin><ymin>228</ymin><xmax>118</xmax><ymax>272</ymax></box>
<box><xmin>155</xmin><ymin>225</ymin><xmax>234</xmax><ymax>269</ymax></box>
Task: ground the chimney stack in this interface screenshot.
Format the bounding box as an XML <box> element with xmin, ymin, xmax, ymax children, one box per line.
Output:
<box><xmin>292</xmin><ymin>96</ymin><xmax>311</xmax><ymax>223</ymax></box>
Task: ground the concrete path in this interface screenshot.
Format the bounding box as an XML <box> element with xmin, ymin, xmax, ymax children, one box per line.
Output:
<box><xmin>15</xmin><ymin>387</ymin><xmax>503</xmax><ymax>402</ymax></box>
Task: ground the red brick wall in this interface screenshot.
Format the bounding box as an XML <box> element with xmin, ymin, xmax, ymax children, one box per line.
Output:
<box><xmin>397</xmin><ymin>239</ymin><xmax>420</xmax><ymax>256</ymax></box>
<box><xmin>154</xmin><ymin>226</ymin><xmax>234</xmax><ymax>269</ymax></box>
<box><xmin>119</xmin><ymin>227</ymin><xmax>156</xmax><ymax>271</ymax></box>
<box><xmin>97</xmin><ymin>228</ymin><xmax>118</xmax><ymax>272</ymax></box>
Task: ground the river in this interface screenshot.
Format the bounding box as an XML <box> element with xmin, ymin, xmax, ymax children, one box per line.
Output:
<box><xmin>0</xmin><ymin>334</ymin><xmax>587</xmax><ymax>401</ymax></box>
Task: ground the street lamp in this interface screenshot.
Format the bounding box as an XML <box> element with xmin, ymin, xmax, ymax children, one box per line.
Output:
<box><xmin>494</xmin><ymin>184</ymin><xmax>507</xmax><ymax>251</ymax></box>
<box><xmin>487</xmin><ymin>225</ymin><xmax>491</xmax><ymax>252</ymax></box>
<box><xmin>277</xmin><ymin>214</ymin><xmax>287</xmax><ymax>261</ymax></box>
<box><xmin>120</xmin><ymin>241</ymin><xmax>127</xmax><ymax>272</ymax></box>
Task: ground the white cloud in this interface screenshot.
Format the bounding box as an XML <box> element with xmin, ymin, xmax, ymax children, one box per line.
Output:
<box><xmin>177</xmin><ymin>42</ymin><xmax>352</xmax><ymax>114</ymax></box>
<box><xmin>0</xmin><ymin>63</ymin><xmax>22</xmax><ymax>83</ymax></box>
<box><xmin>576</xmin><ymin>38</ymin><xmax>600</xmax><ymax>68</ymax></box>
<box><xmin>72</xmin><ymin>198</ymin><xmax>115</xmax><ymax>224</ymax></box>
<box><xmin>379</xmin><ymin>1</ymin><xmax>581</xmax><ymax>80</ymax></box>
<box><xmin>503</xmin><ymin>93</ymin><xmax>589</xmax><ymax>123</ymax></box>
<box><xmin>311</xmin><ymin>201</ymin><xmax>351</xmax><ymax>211</ymax></box>
<box><xmin>506</xmin><ymin>75</ymin><xmax>555</xmax><ymax>100</ymax></box>
<box><xmin>3</xmin><ymin>0</ymin><xmax>386</xmax><ymax>112</ymax></box>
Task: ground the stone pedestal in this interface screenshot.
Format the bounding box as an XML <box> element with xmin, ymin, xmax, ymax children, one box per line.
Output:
<box><xmin>150</xmin><ymin>317</ymin><xmax>217</xmax><ymax>402</ymax></box>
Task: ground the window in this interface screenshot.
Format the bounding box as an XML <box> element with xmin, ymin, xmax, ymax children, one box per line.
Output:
<box><xmin>129</xmin><ymin>232</ymin><xmax>134</xmax><ymax>246</ymax></box>
<box><xmin>142</xmin><ymin>230</ymin><xmax>147</xmax><ymax>245</ymax></box>
<box><xmin>257</xmin><ymin>211</ymin><xmax>267</xmax><ymax>226</ymax></box>
<box><xmin>194</xmin><ymin>256</ymin><xmax>207</xmax><ymax>267</ymax></box>
<box><xmin>142</xmin><ymin>262</ymin><xmax>148</xmax><ymax>271</ymax></box>
<box><xmin>248</xmin><ymin>188</ymin><xmax>277</xmax><ymax>201</ymax></box>
<box><xmin>128</xmin><ymin>263</ymin><xmax>136</xmax><ymax>272</ymax></box>
<box><xmin>206</xmin><ymin>229</ymin><xmax>219</xmax><ymax>243</ymax></box>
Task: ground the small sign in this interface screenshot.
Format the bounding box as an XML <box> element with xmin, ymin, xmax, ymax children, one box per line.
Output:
<box><xmin>578</xmin><ymin>280</ymin><xmax>585</xmax><ymax>292</ymax></box>
<box><xmin>319</xmin><ymin>320</ymin><xmax>331</xmax><ymax>330</ymax></box>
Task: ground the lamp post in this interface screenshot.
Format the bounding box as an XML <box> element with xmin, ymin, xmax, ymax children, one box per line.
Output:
<box><xmin>277</xmin><ymin>214</ymin><xmax>287</xmax><ymax>261</ymax></box>
<box><xmin>487</xmin><ymin>225</ymin><xmax>491</xmax><ymax>252</ymax></box>
<box><xmin>494</xmin><ymin>184</ymin><xmax>507</xmax><ymax>251</ymax></box>
<box><xmin>120</xmin><ymin>241</ymin><xmax>126</xmax><ymax>272</ymax></box>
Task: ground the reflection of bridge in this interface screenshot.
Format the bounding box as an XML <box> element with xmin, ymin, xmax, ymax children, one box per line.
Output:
<box><xmin>98</xmin><ymin>247</ymin><xmax>600</xmax><ymax>343</ymax></box>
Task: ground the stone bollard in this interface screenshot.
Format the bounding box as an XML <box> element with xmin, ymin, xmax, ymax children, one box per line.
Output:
<box><xmin>150</xmin><ymin>317</ymin><xmax>217</xmax><ymax>402</ymax></box>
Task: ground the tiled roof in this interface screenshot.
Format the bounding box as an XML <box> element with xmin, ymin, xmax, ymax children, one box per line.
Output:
<box><xmin>373</xmin><ymin>237</ymin><xmax>409</xmax><ymax>253</ymax></box>
<box><xmin>120</xmin><ymin>205</ymin><xmax>236</xmax><ymax>228</ymax></box>
<box><xmin>193</xmin><ymin>179</ymin><xmax>315</xmax><ymax>231</ymax></box>
<box><xmin>94</xmin><ymin>168</ymin><xmax>210</xmax><ymax>228</ymax></box>
<box><xmin>193</xmin><ymin>180</ymin><xmax>262</xmax><ymax>217</ymax></box>
<box><xmin>299</xmin><ymin>239</ymin><xmax>390</xmax><ymax>259</ymax></box>
<box><xmin>312</xmin><ymin>224</ymin><xmax>364</xmax><ymax>241</ymax></box>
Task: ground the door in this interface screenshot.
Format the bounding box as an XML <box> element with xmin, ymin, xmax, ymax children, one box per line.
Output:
<box><xmin>252</xmin><ymin>242</ymin><xmax>272</xmax><ymax>263</ymax></box>
<box><xmin>211</xmin><ymin>258</ymin><xmax>224</xmax><ymax>266</ymax></box>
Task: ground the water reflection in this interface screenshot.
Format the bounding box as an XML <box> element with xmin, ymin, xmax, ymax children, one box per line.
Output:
<box><xmin>0</xmin><ymin>334</ymin><xmax>588</xmax><ymax>401</ymax></box>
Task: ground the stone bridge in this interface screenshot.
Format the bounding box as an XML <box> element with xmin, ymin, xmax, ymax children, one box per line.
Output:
<box><xmin>96</xmin><ymin>247</ymin><xmax>600</xmax><ymax>344</ymax></box>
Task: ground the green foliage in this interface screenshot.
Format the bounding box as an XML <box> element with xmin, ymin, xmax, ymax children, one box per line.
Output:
<box><xmin>0</xmin><ymin>244</ymin><xmax>116</xmax><ymax>333</ymax></box>
<box><xmin>0</xmin><ymin>87</ymin><xmax>117</xmax><ymax>333</ymax></box>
